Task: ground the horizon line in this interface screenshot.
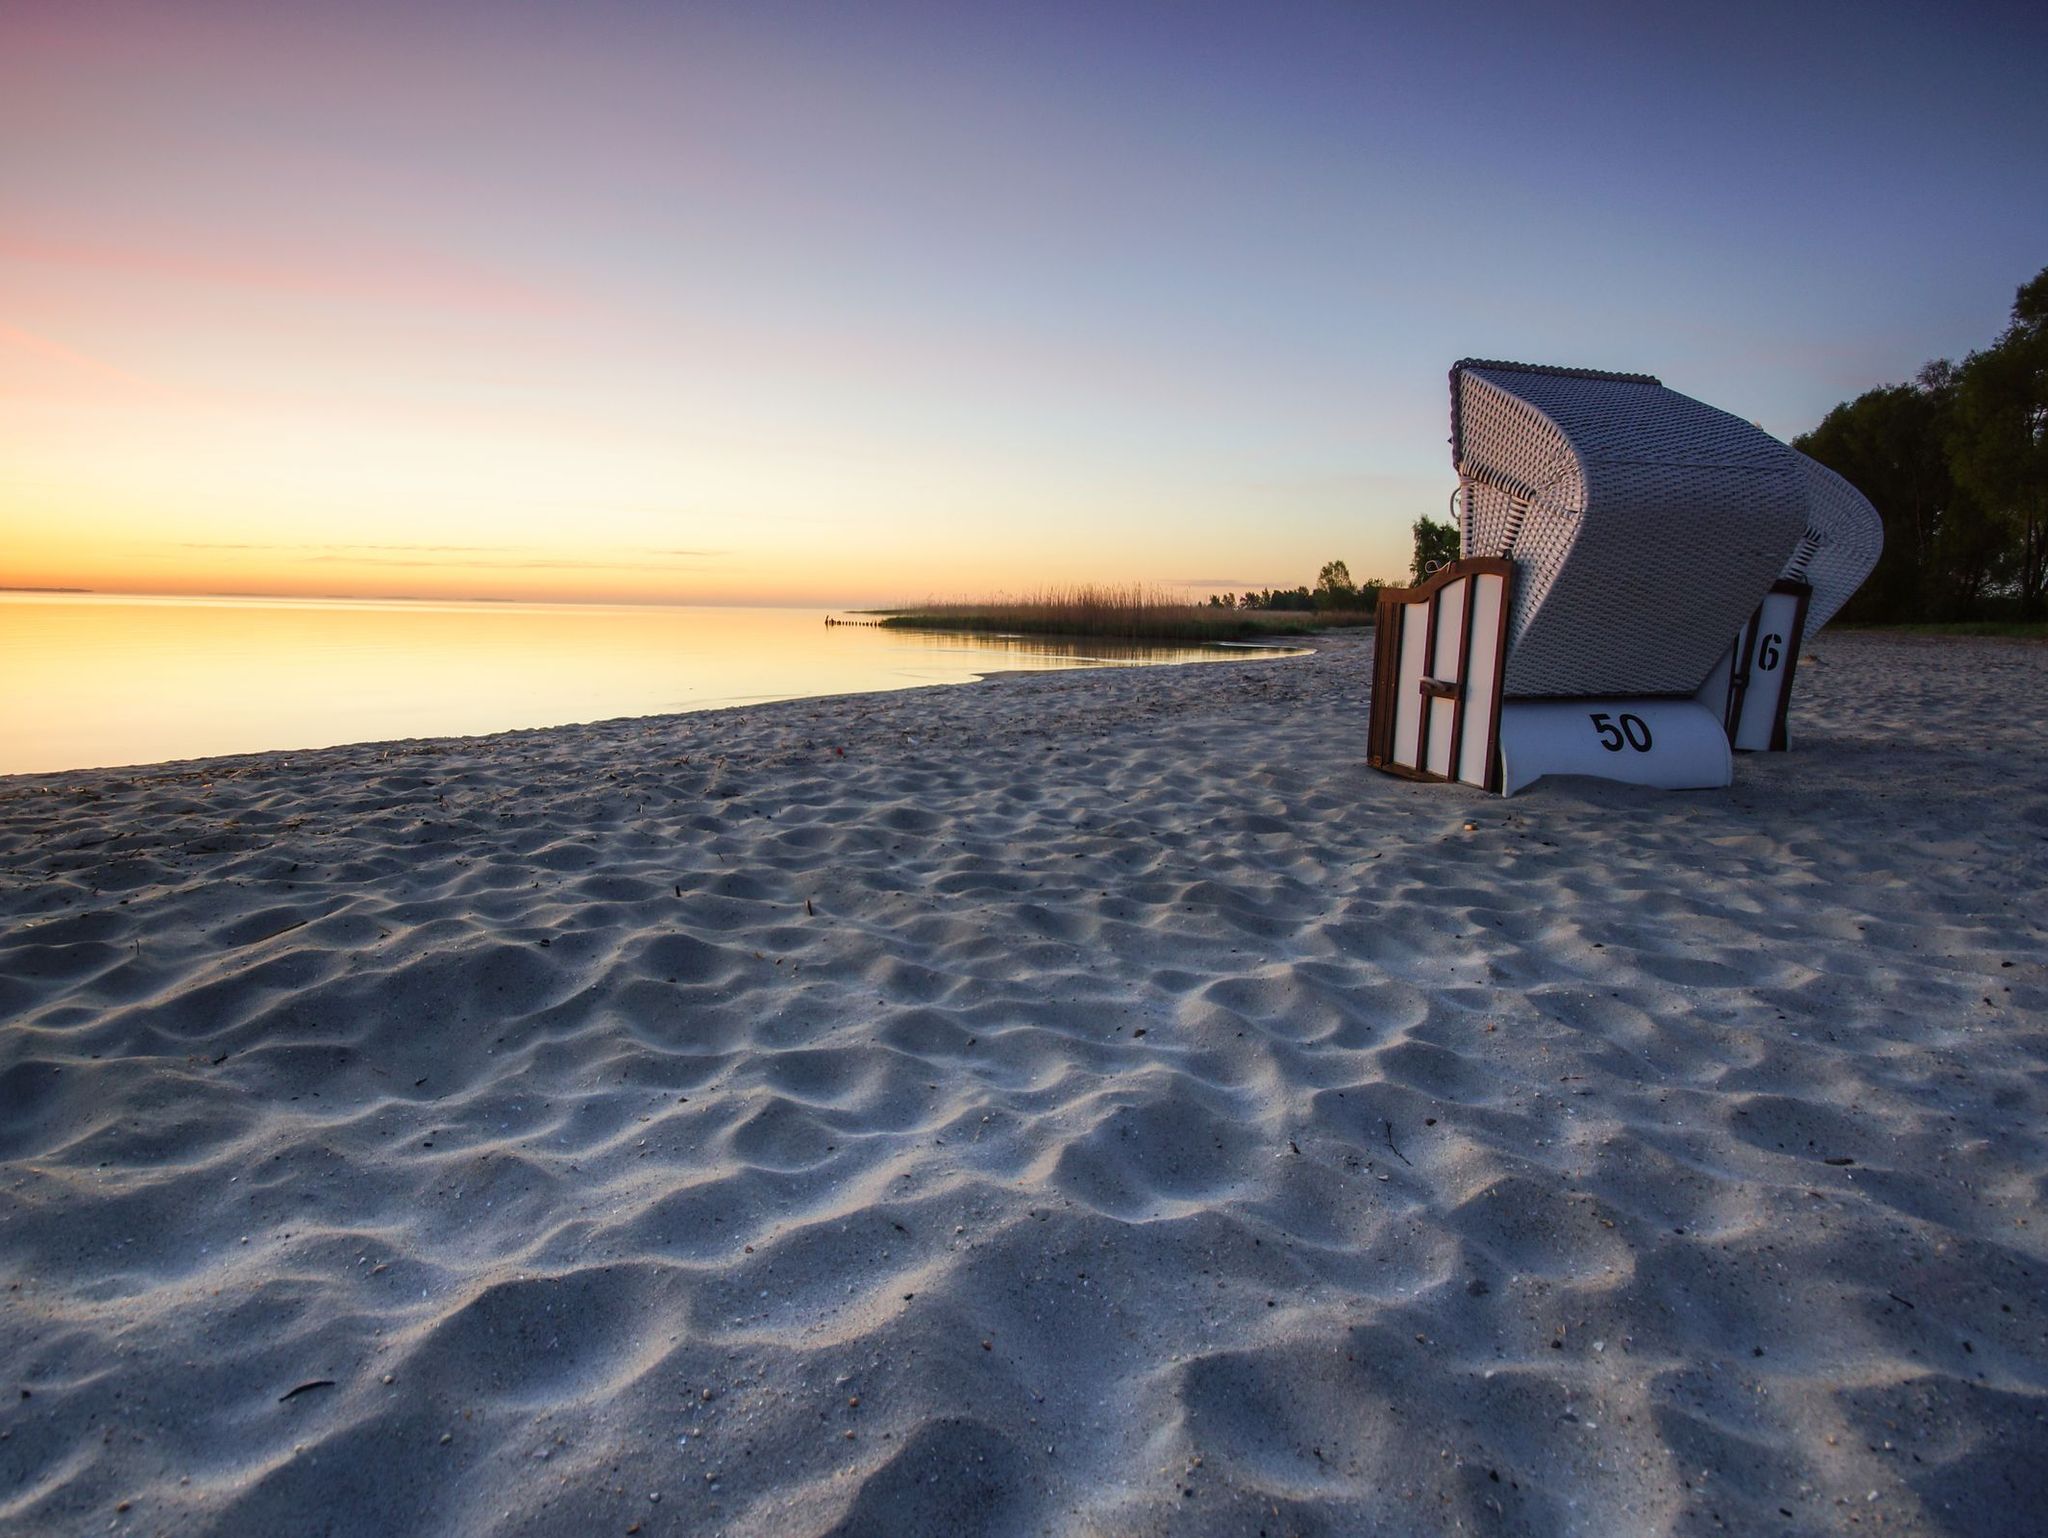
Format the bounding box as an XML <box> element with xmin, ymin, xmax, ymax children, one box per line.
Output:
<box><xmin>0</xmin><ymin>584</ymin><xmax>882</xmax><ymax>611</ymax></box>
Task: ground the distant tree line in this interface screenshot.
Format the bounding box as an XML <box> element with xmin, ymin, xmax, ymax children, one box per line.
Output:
<box><xmin>1797</xmin><ymin>264</ymin><xmax>2046</xmax><ymax>622</ymax></box>
<box><xmin>1206</xmin><ymin>518</ymin><xmax>1464</xmax><ymax>613</ymax></box>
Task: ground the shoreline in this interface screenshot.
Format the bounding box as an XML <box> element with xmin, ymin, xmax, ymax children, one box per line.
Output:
<box><xmin>3</xmin><ymin>629</ymin><xmax>2045</xmax><ymax>1536</ymax></box>
<box><xmin>0</xmin><ymin>636</ymin><xmax>1315</xmax><ymax>789</ymax></box>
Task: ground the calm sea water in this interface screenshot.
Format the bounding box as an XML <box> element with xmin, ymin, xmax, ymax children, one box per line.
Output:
<box><xmin>0</xmin><ymin>593</ymin><xmax>1295</xmax><ymax>776</ymax></box>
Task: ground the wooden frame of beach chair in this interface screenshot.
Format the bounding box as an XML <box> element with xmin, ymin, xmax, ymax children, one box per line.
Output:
<box><xmin>1367</xmin><ymin>557</ymin><xmax>1514</xmax><ymax>791</ymax></box>
<box><xmin>1369</xmin><ymin>360</ymin><xmax>1856</xmax><ymax>795</ymax></box>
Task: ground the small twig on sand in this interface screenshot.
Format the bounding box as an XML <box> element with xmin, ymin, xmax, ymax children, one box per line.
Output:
<box><xmin>279</xmin><ymin>1380</ymin><xmax>336</xmax><ymax>1403</ymax></box>
<box><xmin>1382</xmin><ymin>1119</ymin><xmax>1412</xmax><ymax>1167</ymax></box>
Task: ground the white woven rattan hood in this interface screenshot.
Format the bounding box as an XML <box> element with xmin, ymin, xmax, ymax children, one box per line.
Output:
<box><xmin>1451</xmin><ymin>360</ymin><xmax>1807</xmax><ymax>697</ymax></box>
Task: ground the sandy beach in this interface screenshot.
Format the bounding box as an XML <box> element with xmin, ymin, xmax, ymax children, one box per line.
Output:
<box><xmin>2</xmin><ymin>630</ymin><xmax>2044</xmax><ymax>1537</ymax></box>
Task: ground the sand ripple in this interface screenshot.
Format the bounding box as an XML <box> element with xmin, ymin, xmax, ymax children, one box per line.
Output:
<box><xmin>3</xmin><ymin>633</ymin><xmax>2046</xmax><ymax>1535</ymax></box>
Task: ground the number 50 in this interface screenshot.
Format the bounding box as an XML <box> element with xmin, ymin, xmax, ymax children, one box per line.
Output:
<box><xmin>1589</xmin><ymin>712</ymin><xmax>1653</xmax><ymax>752</ymax></box>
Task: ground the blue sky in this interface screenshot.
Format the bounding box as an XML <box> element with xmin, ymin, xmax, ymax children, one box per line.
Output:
<box><xmin>4</xmin><ymin>0</ymin><xmax>2043</xmax><ymax>601</ymax></box>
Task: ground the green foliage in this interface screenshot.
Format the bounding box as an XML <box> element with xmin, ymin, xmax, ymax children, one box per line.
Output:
<box><xmin>1794</xmin><ymin>370</ymin><xmax>1984</xmax><ymax>620</ymax></box>
<box><xmin>1314</xmin><ymin>558</ymin><xmax>1357</xmax><ymax>610</ymax></box>
<box><xmin>1245</xmin><ymin>585</ymin><xmax>1316</xmax><ymax>612</ymax></box>
<box><xmin>1410</xmin><ymin>516</ymin><xmax>1459</xmax><ymax>583</ymax></box>
<box><xmin>1202</xmin><ymin>558</ymin><xmax>1390</xmax><ymax>618</ymax></box>
<box><xmin>1948</xmin><ymin>270</ymin><xmax>2048</xmax><ymax>617</ymax></box>
<box><xmin>1799</xmin><ymin>264</ymin><xmax>2048</xmax><ymax>621</ymax></box>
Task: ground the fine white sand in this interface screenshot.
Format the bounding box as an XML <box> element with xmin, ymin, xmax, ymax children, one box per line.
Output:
<box><xmin>2</xmin><ymin>631</ymin><xmax>2045</xmax><ymax>1537</ymax></box>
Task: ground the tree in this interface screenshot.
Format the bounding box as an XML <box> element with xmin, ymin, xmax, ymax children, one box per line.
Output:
<box><xmin>1253</xmin><ymin>586</ymin><xmax>1315</xmax><ymax>611</ymax></box>
<box><xmin>1948</xmin><ymin>266</ymin><xmax>2048</xmax><ymax>617</ymax></box>
<box><xmin>1410</xmin><ymin>516</ymin><xmax>1458</xmax><ymax>583</ymax></box>
<box><xmin>1314</xmin><ymin>559</ymin><xmax>1359</xmax><ymax>610</ymax></box>
<box><xmin>1795</xmin><ymin>264</ymin><xmax>2048</xmax><ymax>623</ymax></box>
<box><xmin>1921</xmin><ymin>360</ymin><xmax>2013</xmax><ymax>618</ymax></box>
<box><xmin>1795</xmin><ymin>372</ymin><xmax>1968</xmax><ymax>621</ymax></box>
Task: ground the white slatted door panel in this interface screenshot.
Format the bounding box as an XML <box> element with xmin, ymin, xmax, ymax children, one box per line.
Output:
<box><xmin>1457</xmin><ymin>572</ymin><xmax>1506</xmax><ymax>789</ymax></box>
<box><xmin>1424</xmin><ymin>577</ymin><xmax>1466</xmax><ymax>779</ymax></box>
<box><xmin>1391</xmin><ymin>601</ymin><xmax>1429</xmax><ymax>770</ymax></box>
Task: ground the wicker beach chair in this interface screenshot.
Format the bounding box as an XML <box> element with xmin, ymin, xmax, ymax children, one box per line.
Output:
<box><xmin>1370</xmin><ymin>361</ymin><xmax>1877</xmax><ymax>793</ymax></box>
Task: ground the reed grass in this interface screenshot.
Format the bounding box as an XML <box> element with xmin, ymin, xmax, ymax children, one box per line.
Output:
<box><xmin>869</xmin><ymin>583</ymin><xmax>1374</xmax><ymax>642</ymax></box>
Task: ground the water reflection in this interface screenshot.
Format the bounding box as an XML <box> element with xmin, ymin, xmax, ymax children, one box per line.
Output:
<box><xmin>0</xmin><ymin>594</ymin><xmax>1308</xmax><ymax>776</ymax></box>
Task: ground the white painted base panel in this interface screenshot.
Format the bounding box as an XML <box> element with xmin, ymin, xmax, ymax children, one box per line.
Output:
<box><xmin>1497</xmin><ymin>699</ymin><xmax>1734</xmax><ymax>796</ymax></box>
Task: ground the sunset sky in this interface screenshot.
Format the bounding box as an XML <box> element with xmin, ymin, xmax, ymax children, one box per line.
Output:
<box><xmin>4</xmin><ymin>0</ymin><xmax>2044</xmax><ymax>607</ymax></box>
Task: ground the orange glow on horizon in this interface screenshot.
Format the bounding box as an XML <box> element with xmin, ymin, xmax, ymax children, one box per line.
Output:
<box><xmin>0</xmin><ymin>3</ymin><xmax>1438</xmax><ymax>610</ymax></box>
<box><xmin>0</xmin><ymin>292</ymin><xmax>1418</xmax><ymax>607</ymax></box>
